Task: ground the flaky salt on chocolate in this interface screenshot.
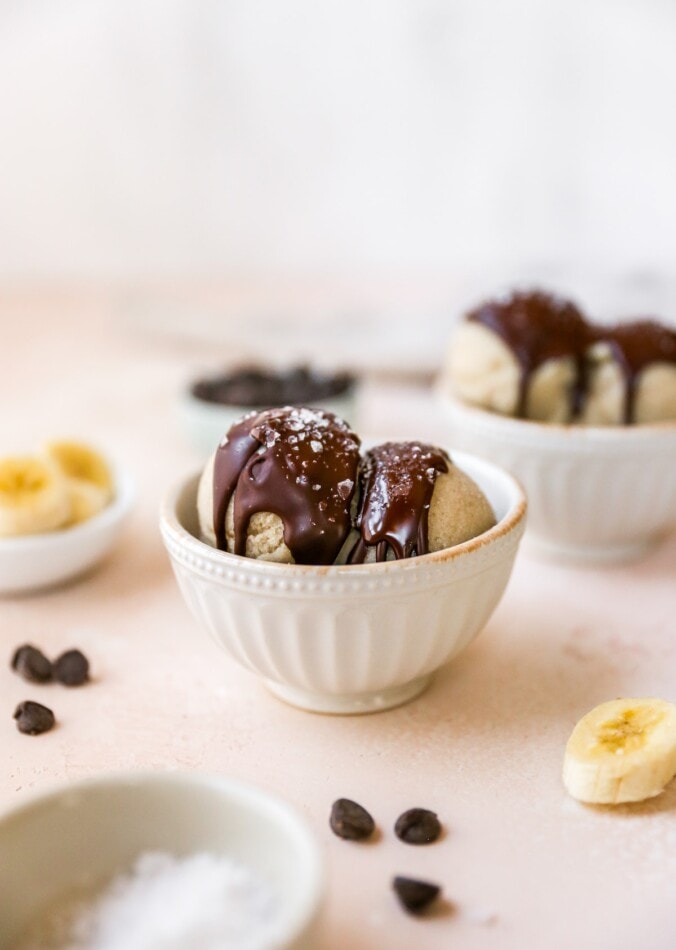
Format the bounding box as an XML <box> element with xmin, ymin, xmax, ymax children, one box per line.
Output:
<box><xmin>197</xmin><ymin>407</ymin><xmax>361</xmax><ymax>565</ymax></box>
<box><xmin>347</xmin><ymin>442</ymin><xmax>496</xmax><ymax>563</ymax></box>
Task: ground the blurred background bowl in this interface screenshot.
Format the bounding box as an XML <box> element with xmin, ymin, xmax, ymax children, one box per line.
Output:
<box><xmin>160</xmin><ymin>451</ymin><xmax>526</xmax><ymax>714</ymax></box>
<box><xmin>442</xmin><ymin>395</ymin><xmax>676</xmax><ymax>563</ymax></box>
<box><xmin>0</xmin><ymin>771</ymin><xmax>324</xmax><ymax>950</ymax></box>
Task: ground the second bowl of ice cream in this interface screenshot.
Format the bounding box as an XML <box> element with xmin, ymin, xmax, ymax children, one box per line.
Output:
<box><xmin>160</xmin><ymin>407</ymin><xmax>526</xmax><ymax>714</ymax></box>
<box><xmin>438</xmin><ymin>289</ymin><xmax>676</xmax><ymax>562</ymax></box>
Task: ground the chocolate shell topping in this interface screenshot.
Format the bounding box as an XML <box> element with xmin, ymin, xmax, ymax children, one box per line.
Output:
<box><xmin>466</xmin><ymin>290</ymin><xmax>676</xmax><ymax>423</ymax></box>
<box><xmin>348</xmin><ymin>442</ymin><xmax>449</xmax><ymax>563</ymax></box>
<box><xmin>212</xmin><ymin>406</ymin><xmax>360</xmax><ymax>565</ymax></box>
<box><xmin>601</xmin><ymin>320</ymin><xmax>676</xmax><ymax>423</ymax></box>
<box><xmin>468</xmin><ymin>290</ymin><xmax>590</xmax><ymax>417</ymax></box>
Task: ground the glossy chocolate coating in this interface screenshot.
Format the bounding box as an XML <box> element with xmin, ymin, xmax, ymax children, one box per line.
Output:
<box><xmin>601</xmin><ymin>320</ymin><xmax>676</xmax><ymax>423</ymax></box>
<box><xmin>348</xmin><ymin>442</ymin><xmax>449</xmax><ymax>563</ymax></box>
<box><xmin>212</xmin><ymin>406</ymin><xmax>360</xmax><ymax>565</ymax></box>
<box><xmin>467</xmin><ymin>290</ymin><xmax>590</xmax><ymax>417</ymax></box>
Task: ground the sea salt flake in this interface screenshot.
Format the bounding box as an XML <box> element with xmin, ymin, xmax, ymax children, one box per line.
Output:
<box><xmin>337</xmin><ymin>479</ymin><xmax>353</xmax><ymax>500</ymax></box>
<box><xmin>310</xmin><ymin>440</ymin><xmax>323</xmax><ymax>453</ymax></box>
<box><xmin>15</xmin><ymin>851</ymin><xmax>279</xmax><ymax>950</ymax></box>
<box><xmin>312</xmin><ymin>484</ymin><xmax>321</xmax><ymax>491</ymax></box>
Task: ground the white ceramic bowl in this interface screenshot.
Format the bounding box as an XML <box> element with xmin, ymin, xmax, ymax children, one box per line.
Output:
<box><xmin>160</xmin><ymin>451</ymin><xmax>526</xmax><ymax>714</ymax></box>
<box><xmin>179</xmin><ymin>383</ymin><xmax>358</xmax><ymax>458</ymax></box>
<box><xmin>441</xmin><ymin>395</ymin><xmax>676</xmax><ymax>563</ymax></box>
<box><xmin>0</xmin><ymin>771</ymin><xmax>323</xmax><ymax>950</ymax></box>
<box><xmin>0</xmin><ymin>466</ymin><xmax>134</xmax><ymax>594</ymax></box>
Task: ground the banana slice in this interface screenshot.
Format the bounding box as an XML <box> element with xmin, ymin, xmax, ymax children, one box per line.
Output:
<box><xmin>44</xmin><ymin>441</ymin><xmax>114</xmax><ymax>524</ymax></box>
<box><xmin>0</xmin><ymin>456</ymin><xmax>72</xmax><ymax>537</ymax></box>
<box><xmin>563</xmin><ymin>698</ymin><xmax>676</xmax><ymax>804</ymax></box>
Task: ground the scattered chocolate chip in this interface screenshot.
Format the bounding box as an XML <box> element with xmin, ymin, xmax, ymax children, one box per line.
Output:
<box><xmin>191</xmin><ymin>366</ymin><xmax>354</xmax><ymax>408</ymax></box>
<box><xmin>53</xmin><ymin>649</ymin><xmax>89</xmax><ymax>687</ymax></box>
<box><xmin>13</xmin><ymin>701</ymin><xmax>55</xmax><ymax>735</ymax></box>
<box><xmin>392</xmin><ymin>876</ymin><xmax>441</xmax><ymax>915</ymax></box>
<box><xmin>394</xmin><ymin>808</ymin><xmax>441</xmax><ymax>845</ymax></box>
<box><xmin>329</xmin><ymin>798</ymin><xmax>375</xmax><ymax>841</ymax></box>
<box><xmin>11</xmin><ymin>645</ymin><xmax>53</xmax><ymax>683</ymax></box>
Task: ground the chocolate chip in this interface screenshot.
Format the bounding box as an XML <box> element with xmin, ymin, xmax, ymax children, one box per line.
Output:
<box><xmin>329</xmin><ymin>798</ymin><xmax>375</xmax><ymax>841</ymax></box>
<box><xmin>14</xmin><ymin>701</ymin><xmax>55</xmax><ymax>735</ymax></box>
<box><xmin>11</xmin><ymin>645</ymin><xmax>52</xmax><ymax>683</ymax></box>
<box><xmin>392</xmin><ymin>876</ymin><xmax>441</xmax><ymax>915</ymax></box>
<box><xmin>53</xmin><ymin>649</ymin><xmax>89</xmax><ymax>687</ymax></box>
<box><xmin>394</xmin><ymin>808</ymin><xmax>441</xmax><ymax>845</ymax></box>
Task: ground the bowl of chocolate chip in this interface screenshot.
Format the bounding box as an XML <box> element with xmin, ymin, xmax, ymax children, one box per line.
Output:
<box><xmin>180</xmin><ymin>365</ymin><xmax>357</xmax><ymax>457</ymax></box>
<box><xmin>160</xmin><ymin>406</ymin><xmax>526</xmax><ymax>714</ymax></box>
<box><xmin>438</xmin><ymin>288</ymin><xmax>676</xmax><ymax>562</ymax></box>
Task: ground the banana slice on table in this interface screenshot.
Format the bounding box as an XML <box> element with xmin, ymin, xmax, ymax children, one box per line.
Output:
<box><xmin>563</xmin><ymin>698</ymin><xmax>676</xmax><ymax>805</ymax></box>
<box><xmin>0</xmin><ymin>456</ymin><xmax>72</xmax><ymax>537</ymax></box>
<box><xmin>44</xmin><ymin>441</ymin><xmax>114</xmax><ymax>524</ymax></box>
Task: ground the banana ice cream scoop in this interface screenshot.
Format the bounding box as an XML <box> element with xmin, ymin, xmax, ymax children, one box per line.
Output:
<box><xmin>197</xmin><ymin>406</ymin><xmax>361</xmax><ymax>565</ymax></box>
<box><xmin>445</xmin><ymin>289</ymin><xmax>676</xmax><ymax>425</ymax></box>
<box><xmin>346</xmin><ymin>441</ymin><xmax>496</xmax><ymax>563</ymax></box>
<box><xmin>563</xmin><ymin>698</ymin><xmax>676</xmax><ymax>804</ymax></box>
<box><xmin>580</xmin><ymin>320</ymin><xmax>676</xmax><ymax>425</ymax></box>
<box><xmin>446</xmin><ymin>290</ymin><xmax>589</xmax><ymax>423</ymax></box>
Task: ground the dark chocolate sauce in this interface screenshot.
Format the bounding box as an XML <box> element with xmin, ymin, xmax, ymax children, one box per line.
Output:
<box><xmin>601</xmin><ymin>320</ymin><xmax>676</xmax><ymax>423</ymax></box>
<box><xmin>348</xmin><ymin>442</ymin><xmax>449</xmax><ymax>563</ymax></box>
<box><xmin>212</xmin><ymin>406</ymin><xmax>360</xmax><ymax>565</ymax></box>
<box><xmin>467</xmin><ymin>290</ymin><xmax>589</xmax><ymax>417</ymax></box>
<box><xmin>192</xmin><ymin>366</ymin><xmax>354</xmax><ymax>408</ymax></box>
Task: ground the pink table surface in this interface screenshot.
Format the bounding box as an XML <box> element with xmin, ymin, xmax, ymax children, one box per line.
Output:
<box><xmin>1</xmin><ymin>292</ymin><xmax>675</xmax><ymax>950</ymax></box>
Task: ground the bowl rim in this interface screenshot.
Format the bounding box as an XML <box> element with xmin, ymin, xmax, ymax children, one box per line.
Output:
<box><xmin>0</xmin><ymin>464</ymin><xmax>135</xmax><ymax>551</ymax></box>
<box><xmin>160</xmin><ymin>449</ymin><xmax>527</xmax><ymax>577</ymax></box>
<box><xmin>440</xmin><ymin>390</ymin><xmax>676</xmax><ymax>441</ymax></box>
<box><xmin>0</xmin><ymin>769</ymin><xmax>324</xmax><ymax>947</ymax></box>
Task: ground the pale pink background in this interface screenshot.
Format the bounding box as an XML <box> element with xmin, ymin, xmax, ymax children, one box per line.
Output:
<box><xmin>1</xmin><ymin>291</ymin><xmax>675</xmax><ymax>950</ymax></box>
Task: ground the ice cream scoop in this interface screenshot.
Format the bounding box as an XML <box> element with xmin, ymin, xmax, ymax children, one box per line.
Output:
<box><xmin>445</xmin><ymin>290</ymin><xmax>676</xmax><ymax>425</ymax></box>
<box><xmin>197</xmin><ymin>406</ymin><xmax>361</xmax><ymax>565</ymax></box>
<box><xmin>445</xmin><ymin>290</ymin><xmax>589</xmax><ymax>423</ymax></box>
<box><xmin>580</xmin><ymin>320</ymin><xmax>676</xmax><ymax>425</ymax></box>
<box><xmin>346</xmin><ymin>441</ymin><xmax>496</xmax><ymax>563</ymax></box>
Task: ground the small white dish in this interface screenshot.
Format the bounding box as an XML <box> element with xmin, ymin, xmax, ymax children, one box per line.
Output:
<box><xmin>160</xmin><ymin>451</ymin><xmax>526</xmax><ymax>714</ymax></box>
<box><xmin>0</xmin><ymin>466</ymin><xmax>134</xmax><ymax>594</ymax></box>
<box><xmin>441</xmin><ymin>394</ymin><xmax>676</xmax><ymax>563</ymax></box>
<box><xmin>0</xmin><ymin>771</ymin><xmax>323</xmax><ymax>950</ymax></box>
<box><xmin>179</xmin><ymin>381</ymin><xmax>358</xmax><ymax>458</ymax></box>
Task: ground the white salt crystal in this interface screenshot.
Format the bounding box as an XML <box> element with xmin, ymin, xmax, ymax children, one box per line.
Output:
<box><xmin>17</xmin><ymin>851</ymin><xmax>279</xmax><ymax>950</ymax></box>
<box><xmin>336</xmin><ymin>479</ymin><xmax>353</xmax><ymax>500</ymax></box>
<box><xmin>310</xmin><ymin>440</ymin><xmax>323</xmax><ymax>453</ymax></box>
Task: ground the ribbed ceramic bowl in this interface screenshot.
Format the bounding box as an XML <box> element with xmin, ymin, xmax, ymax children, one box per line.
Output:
<box><xmin>442</xmin><ymin>395</ymin><xmax>676</xmax><ymax>563</ymax></box>
<box><xmin>160</xmin><ymin>451</ymin><xmax>526</xmax><ymax>714</ymax></box>
<box><xmin>0</xmin><ymin>772</ymin><xmax>323</xmax><ymax>950</ymax></box>
<box><xmin>179</xmin><ymin>385</ymin><xmax>358</xmax><ymax>459</ymax></box>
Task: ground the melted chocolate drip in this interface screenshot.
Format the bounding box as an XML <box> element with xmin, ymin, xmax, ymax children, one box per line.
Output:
<box><xmin>348</xmin><ymin>442</ymin><xmax>449</xmax><ymax>563</ymax></box>
<box><xmin>601</xmin><ymin>320</ymin><xmax>676</xmax><ymax>423</ymax></box>
<box><xmin>212</xmin><ymin>407</ymin><xmax>360</xmax><ymax>565</ymax></box>
<box><xmin>467</xmin><ymin>290</ymin><xmax>589</xmax><ymax>417</ymax></box>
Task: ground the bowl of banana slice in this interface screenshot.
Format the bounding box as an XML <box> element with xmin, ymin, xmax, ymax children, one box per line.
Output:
<box><xmin>0</xmin><ymin>441</ymin><xmax>134</xmax><ymax>594</ymax></box>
